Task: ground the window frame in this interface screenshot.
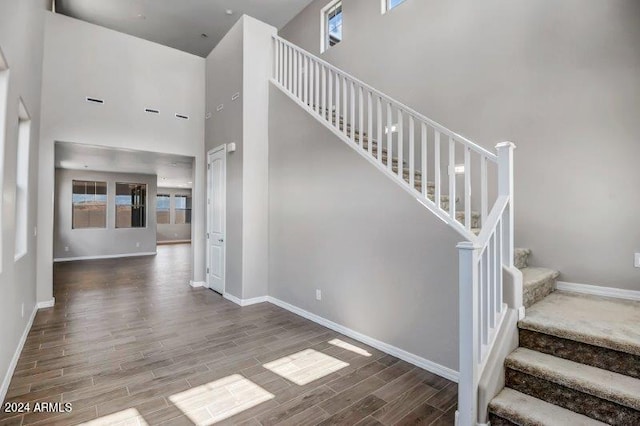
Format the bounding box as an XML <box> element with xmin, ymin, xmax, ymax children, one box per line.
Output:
<box><xmin>382</xmin><ymin>0</ymin><xmax>407</xmax><ymax>14</ymax></box>
<box><xmin>320</xmin><ymin>0</ymin><xmax>343</xmax><ymax>53</ymax></box>
<box><xmin>174</xmin><ymin>194</ymin><xmax>192</xmax><ymax>225</ymax></box>
<box><xmin>14</xmin><ymin>98</ymin><xmax>31</xmax><ymax>260</ymax></box>
<box><xmin>0</xmin><ymin>47</ymin><xmax>9</xmax><ymax>270</ymax></box>
<box><xmin>156</xmin><ymin>193</ymin><xmax>171</xmax><ymax>225</ymax></box>
<box><xmin>71</xmin><ymin>180</ymin><xmax>108</xmax><ymax>230</ymax></box>
<box><xmin>115</xmin><ymin>182</ymin><xmax>148</xmax><ymax>229</ymax></box>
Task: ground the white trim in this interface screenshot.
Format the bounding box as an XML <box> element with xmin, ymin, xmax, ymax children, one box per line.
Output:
<box><xmin>37</xmin><ymin>298</ymin><xmax>55</xmax><ymax>309</ymax></box>
<box><xmin>189</xmin><ymin>281</ymin><xmax>206</xmax><ymax>288</ymax></box>
<box><xmin>266</xmin><ymin>296</ymin><xmax>459</xmax><ymax>382</ymax></box>
<box><xmin>224</xmin><ymin>293</ymin><xmax>268</xmax><ymax>307</ymax></box>
<box><xmin>1</xmin><ymin>305</ymin><xmax>37</xmax><ymax>404</ymax></box>
<box><xmin>53</xmin><ymin>252</ymin><xmax>156</xmax><ymax>262</ymax></box>
<box><xmin>157</xmin><ymin>240</ymin><xmax>191</xmax><ymax>245</ymax></box>
<box><xmin>206</xmin><ymin>145</ymin><xmax>227</xmax><ymax>295</ymax></box>
<box><xmin>556</xmin><ymin>281</ymin><xmax>640</xmax><ymax>302</ymax></box>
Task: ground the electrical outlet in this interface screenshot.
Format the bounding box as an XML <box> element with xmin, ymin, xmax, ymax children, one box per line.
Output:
<box><xmin>64</xmin><ymin>246</ymin><xmax>69</xmax><ymax>252</ymax></box>
<box><xmin>315</xmin><ymin>289</ymin><xmax>322</xmax><ymax>301</ymax></box>
<box><xmin>635</xmin><ymin>253</ymin><xmax>640</xmax><ymax>268</ymax></box>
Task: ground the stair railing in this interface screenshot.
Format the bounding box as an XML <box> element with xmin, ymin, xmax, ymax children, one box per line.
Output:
<box><xmin>271</xmin><ymin>35</ymin><xmax>516</xmax><ymax>426</ymax></box>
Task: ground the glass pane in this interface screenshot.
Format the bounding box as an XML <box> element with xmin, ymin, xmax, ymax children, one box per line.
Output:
<box><xmin>116</xmin><ymin>183</ymin><xmax>146</xmax><ymax>228</ymax></box>
<box><xmin>157</xmin><ymin>194</ymin><xmax>170</xmax><ymax>225</ymax></box>
<box><xmin>388</xmin><ymin>0</ymin><xmax>406</xmax><ymax>10</ymax></box>
<box><xmin>175</xmin><ymin>195</ymin><xmax>192</xmax><ymax>225</ymax></box>
<box><xmin>72</xmin><ymin>180</ymin><xmax>107</xmax><ymax>229</ymax></box>
<box><xmin>327</xmin><ymin>2</ymin><xmax>342</xmax><ymax>47</ymax></box>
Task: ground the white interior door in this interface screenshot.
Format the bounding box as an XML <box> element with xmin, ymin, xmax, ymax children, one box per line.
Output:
<box><xmin>207</xmin><ymin>146</ymin><xmax>226</xmax><ymax>294</ymax></box>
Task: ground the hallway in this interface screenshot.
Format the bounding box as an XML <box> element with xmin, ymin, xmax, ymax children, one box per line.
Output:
<box><xmin>1</xmin><ymin>245</ymin><xmax>457</xmax><ymax>425</ymax></box>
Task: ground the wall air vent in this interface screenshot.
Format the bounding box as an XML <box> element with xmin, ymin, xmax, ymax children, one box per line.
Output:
<box><xmin>175</xmin><ymin>113</ymin><xmax>189</xmax><ymax>120</ymax></box>
<box><xmin>145</xmin><ymin>108</ymin><xmax>160</xmax><ymax>114</ymax></box>
<box><xmin>86</xmin><ymin>97</ymin><xmax>104</xmax><ymax>104</ymax></box>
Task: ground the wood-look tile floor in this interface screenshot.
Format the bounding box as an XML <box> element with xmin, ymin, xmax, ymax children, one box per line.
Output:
<box><xmin>1</xmin><ymin>244</ymin><xmax>456</xmax><ymax>425</ymax></box>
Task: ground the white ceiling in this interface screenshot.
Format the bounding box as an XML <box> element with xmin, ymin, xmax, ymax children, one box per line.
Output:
<box><xmin>54</xmin><ymin>0</ymin><xmax>314</xmax><ymax>57</ymax></box>
<box><xmin>55</xmin><ymin>142</ymin><xmax>194</xmax><ymax>189</ymax></box>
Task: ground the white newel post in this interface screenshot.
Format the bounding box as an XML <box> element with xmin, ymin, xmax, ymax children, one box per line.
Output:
<box><xmin>496</xmin><ymin>142</ymin><xmax>515</xmax><ymax>268</ymax></box>
<box><xmin>456</xmin><ymin>241</ymin><xmax>481</xmax><ymax>426</ymax></box>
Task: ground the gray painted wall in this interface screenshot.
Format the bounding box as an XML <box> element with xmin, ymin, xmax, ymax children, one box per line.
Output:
<box><xmin>206</xmin><ymin>18</ymin><xmax>244</xmax><ymax>298</ymax></box>
<box><xmin>0</xmin><ymin>0</ymin><xmax>49</xmax><ymax>401</ymax></box>
<box><xmin>281</xmin><ymin>0</ymin><xmax>640</xmax><ymax>290</ymax></box>
<box><xmin>54</xmin><ymin>169</ymin><xmax>157</xmax><ymax>260</ymax></box>
<box><xmin>269</xmin><ymin>86</ymin><xmax>461</xmax><ymax>371</ymax></box>
<box><xmin>39</xmin><ymin>12</ymin><xmax>207</xmax><ymax>299</ymax></box>
<box><xmin>157</xmin><ymin>187</ymin><xmax>192</xmax><ymax>243</ymax></box>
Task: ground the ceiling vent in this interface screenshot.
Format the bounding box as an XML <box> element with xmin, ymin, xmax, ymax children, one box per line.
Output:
<box><xmin>86</xmin><ymin>97</ymin><xmax>104</xmax><ymax>104</ymax></box>
<box><xmin>145</xmin><ymin>108</ymin><xmax>160</xmax><ymax>114</ymax></box>
<box><xmin>175</xmin><ymin>113</ymin><xmax>189</xmax><ymax>120</ymax></box>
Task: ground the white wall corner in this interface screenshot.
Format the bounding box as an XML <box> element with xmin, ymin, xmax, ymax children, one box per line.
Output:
<box><xmin>224</xmin><ymin>293</ymin><xmax>267</xmax><ymax>307</ymax></box>
<box><xmin>0</xmin><ymin>306</ymin><xmax>38</xmax><ymax>404</ymax></box>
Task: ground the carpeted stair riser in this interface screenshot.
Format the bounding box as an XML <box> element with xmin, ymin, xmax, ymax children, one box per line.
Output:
<box><xmin>505</xmin><ymin>369</ymin><xmax>640</xmax><ymax>425</ymax></box>
<box><xmin>514</xmin><ymin>248</ymin><xmax>531</xmax><ymax>269</ymax></box>
<box><xmin>519</xmin><ymin>329</ymin><xmax>640</xmax><ymax>379</ymax></box>
<box><xmin>523</xmin><ymin>273</ymin><xmax>556</xmax><ymax>308</ymax></box>
<box><xmin>487</xmin><ymin>414</ymin><xmax>520</xmax><ymax>426</ymax></box>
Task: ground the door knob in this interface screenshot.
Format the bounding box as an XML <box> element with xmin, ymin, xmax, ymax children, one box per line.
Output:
<box><xmin>218</xmin><ymin>238</ymin><xmax>224</xmax><ymax>243</ymax></box>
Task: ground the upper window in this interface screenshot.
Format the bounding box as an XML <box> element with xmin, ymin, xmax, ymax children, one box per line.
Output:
<box><xmin>116</xmin><ymin>183</ymin><xmax>147</xmax><ymax>228</ymax></box>
<box><xmin>14</xmin><ymin>99</ymin><xmax>31</xmax><ymax>259</ymax></box>
<box><xmin>321</xmin><ymin>0</ymin><xmax>342</xmax><ymax>53</ymax></box>
<box><xmin>157</xmin><ymin>194</ymin><xmax>170</xmax><ymax>224</ymax></box>
<box><xmin>72</xmin><ymin>180</ymin><xmax>107</xmax><ymax>229</ymax></box>
<box><xmin>383</xmin><ymin>0</ymin><xmax>407</xmax><ymax>13</ymax></box>
<box><xmin>175</xmin><ymin>195</ymin><xmax>192</xmax><ymax>225</ymax></box>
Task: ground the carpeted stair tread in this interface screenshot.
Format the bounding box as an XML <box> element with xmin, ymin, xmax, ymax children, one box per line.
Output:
<box><xmin>489</xmin><ymin>388</ymin><xmax>607</xmax><ymax>426</ymax></box>
<box><xmin>520</xmin><ymin>266</ymin><xmax>559</xmax><ymax>308</ymax></box>
<box><xmin>519</xmin><ymin>291</ymin><xmax>640</xmax><ymax>356</ymax></box>
<box><xmin>514</xmin><ymin>248</ymin><xmax>531</xmax><ymax>269</ymax></box>
<box><xmin>506</xmin><ymin>347</ymin><xmax>640</xmax><ymax>411</ymax></box>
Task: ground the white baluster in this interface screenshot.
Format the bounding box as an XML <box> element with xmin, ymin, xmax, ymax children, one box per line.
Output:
<box><xmin>497</xmin><ymin>142</ymin><xmax>516</xmax><ymax>268</ymax></box>
<box><xmin>367</xmin><ymin>92</ymin><xmax>373</xmax><ymax>155</ymax></box>
<box><xmin>409</xmin><ymin>116</ymin><xmax>415</xmax><ymax>189</ymax></box>
<box><xmin>386</xmin><ymin>102</ymin><xmax>393</xmax><ymax>171</ymax></box>
<box><xmin>314</xmin><ymin>62</ymin><xmax>320</xmax><ymax>114</ymax></box>
<box><xmin>481</xmin><ymin>155</ymin><xmax>488</xmax><ymax>227</ymax></box>
<box><xmin>435</xmin><ymin>131</ymin><xmax>441</xmax><ymax>209</ymax></box>
<box><xmin>465</xmin><ymin>147</ymin><xmax>471</xmax><ymax>230</ymax></box>
<box><xmin>377</xmin><ymin>97</ymin><xmax>383</xmax><ymax>164</ymax></box>
<box><xmin>358</xmin><ymin>86</ymin><xmax>364</xmax><ymax>149</ymax></box>
<box><xmin>335</xmin><ymin>74</ymin><xmax>340</xmax><ymax>129</ymax></box>
<box><xmin>350</xmin><ymin>82</ymin><xmax>356</xmax><ymax>142</ymax></box>
<box><xmin>303</xmin><ymin>56</ymin><xmax>308</xmax><ymax>106</ymax></box>
<box><xmin>421</xmin><ymin>123</ymin><xmax>427</xmax><ymax>198</ymax></box>
<box><xmin>397</xmin><ymin>110</ymin><xmax>403</xmax><ymax>178</ymax></box>
<box><xmin>328</xmin><ymin>70</ymin><xmax>333</xmax><ymax>124</ymax></box>
<box><xmin>449</xmin><ymin>137</ymin><xmax>456</xmax><ymax>219</ymax></box>
<box><xmin>321</xmin><ymin>66</ymin><xmax>326</xmax><ymax>119</ymax></box>
<box><xmin>342</xmin><ymin>76</ymin><xmax>348</xmax><ymax>137</ymax></box>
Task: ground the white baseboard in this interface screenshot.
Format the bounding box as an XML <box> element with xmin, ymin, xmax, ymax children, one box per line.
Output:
<box><xmin>266</xmin><ymin>296</ymin><xmax>459</xmax><ymax>383</ymax></box>
<box><xmin>54</xmin><ymin>252</ymin><xmax>157</xmax><ymax>262</ymax></box>
<box><xmin>556</xmin><ymin>281</ymin><xmax>640</xmax><ymax>301</ymax></box>
<box><xmin>37</xmin><ymin>298</ymin><xmax>55</xmax><ymax>309</ymax></box>
<box><xmin>1</xmin><ymin>305</ymin><xmax>38</xmax><ymax>404</ymax></box>
<box><xmin>189</xmin><ymin>281</ymin><xmax>207</xmax><ymax>288</ymax></box>
<box><xmin>157</xmin><ymin>240</ymin><xmax>191</xmax><ymax>245</ymax></box>
<box><xmin>224</xmin><ymin>293</ymin><xmax>268</xmax><ymax>307</ymax></box>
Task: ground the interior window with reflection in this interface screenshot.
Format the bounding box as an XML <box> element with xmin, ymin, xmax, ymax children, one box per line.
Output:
<box><xmin>72</xmin><ymin>180</ymin><xmax>107</xmax><ymax>229</ymax></box>
<box><xmin>156</xmin><ymin>194</ymin><xmax>170</xmax><ymax>224</ymax></box>
<box><xmin>116</xmin><ymin>183</ymin><xmax>147</xmax><ymax>228</ymax></box>
<box><xmin>323</xmin><ymin>1</ymin><xmax>342</xmax><ymax>51</ymax></box>
<box><xmin>386</xmin><ymin>0</ymin><xmax>407</xmax><ymax>12</ymax></box>
<box><xmin>175</xmin><ymin>195</ymin><xmax>192</xmax><ymax>224</ymax></box>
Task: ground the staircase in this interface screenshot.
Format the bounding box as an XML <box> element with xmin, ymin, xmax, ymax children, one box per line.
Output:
<box><xmin>489</xmin><ymin>249</ymin><xmax>640</xmax><ymax>425</ymax></box>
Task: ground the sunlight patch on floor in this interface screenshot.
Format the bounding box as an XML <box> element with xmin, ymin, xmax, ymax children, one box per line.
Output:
<box><xmin>263</xmin><ymin>348</ymin><xmax>349</xmax><ymax>385</ymax></box>
<box><xmin>80</xmin><ymin>408</ymin><xmax>148</xmax><ymax>426</ymax></box>
<box><xmin>169</xmin><ymin>374</ymin><xmax>274</xmax><ymax>425</ymax></box>
<box><xmin>328</xmin><ymin>338</ymin><xmax>372</xmax><ymax>357</ymax></box>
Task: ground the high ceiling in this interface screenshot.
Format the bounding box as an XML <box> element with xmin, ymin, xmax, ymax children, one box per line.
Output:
<box><xmin>55</xmin><ymin>142</ymin><xmax>194</xmax><ymax>189</ymax></box>
<box><xmin>54</xmin><ymin>0</ymin><xmax>314</xmax><ymax>57</ymax></box>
